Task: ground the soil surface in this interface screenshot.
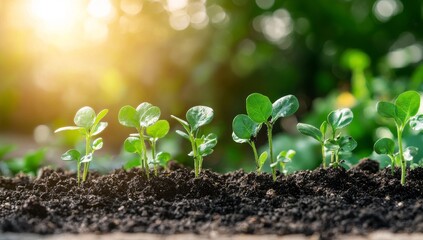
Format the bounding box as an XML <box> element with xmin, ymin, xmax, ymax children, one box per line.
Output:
<box><xmin>1</xmin><ymin>159</ymin><xmax>423</xmax><ymax>240</ymax></box>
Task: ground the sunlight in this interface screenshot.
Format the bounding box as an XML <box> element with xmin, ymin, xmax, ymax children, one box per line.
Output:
<box><xmin>87</xmin><ymin>0</ymin><xmax>114</xmax><ymax>20</ymax></box>
<box><xmin>27</xmin><ymin>0</ymin><xmax>80</xmax><ymax>33</ymax></box>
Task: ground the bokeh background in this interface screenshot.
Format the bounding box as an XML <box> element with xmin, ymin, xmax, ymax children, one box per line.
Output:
<box><xmin>1</xmin><ymin>0</ymin><xmax>423</xmax><ymax>175</ymax></box>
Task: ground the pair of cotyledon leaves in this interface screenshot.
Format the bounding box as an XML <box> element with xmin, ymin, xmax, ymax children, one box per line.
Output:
<box><xmin>171</xmin><ymin>106</ymin><xmax>217</xmax><ymax>157</ymax></box>
<box><xmin>232</xmin><ymin>93</ymin><xmax>299</xmax><ymax>141</ymax></box>
<box><xmin>55</xmin><ymin>106</ymin><xmax>108</xmax><ymax>163</ymax></box>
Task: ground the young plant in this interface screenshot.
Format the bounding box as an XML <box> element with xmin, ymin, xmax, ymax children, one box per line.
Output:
<box><xmin>119</xmin><ymin>103</ymin><xmax>170</xmax><ymax>177</ymax></box>
<box><xmin>171</xmin><ymin>106</ymin><xmax>217</xmax><ymax>178</ymax></box>
<box><xmin>55</xmin><ymin>106</ymin><xmax>108</xmax><ymax>185</ymax></box>
<box><xmin>245</xmin><ymin>93</ymin><xmax>299</xmax><ymax>181</ymax></box>
<box><xmin>376</xmin><ymin>90</ymin><xmax>421</xmax><ymax>185</ymax></box>
<box><xmin>373</xmin><ymin>138</ymin><xmax>397</xmax><ymax>174</ymax></box>
<box><xmin>270</xmin><ymin>149</ymin><xmax>296</xmax><ymax>175</ymax></box>
<box><xmin>232</xmin><ymin>114</ymin><xmax>267</xmax><ymax>173</ymax></box>
<box><xmin>297</xmin><ymin>122</ymin><xmax>329</xmax><ymax>168</ymax></box>
<box><xmin>325</xmin><ymin>108</ymin><xmax>357</xmax><ymax>168</ymax></box>
<box><xmin>298</xmin><ymin>108</ymin><xmax>356</xmax><ymax>168</ymax></box>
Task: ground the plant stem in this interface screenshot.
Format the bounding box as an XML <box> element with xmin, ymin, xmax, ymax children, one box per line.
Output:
<box><xmin>388</xmin><ymin>155</ymin><xmax>395</xmax><ymax>175</ymax></box>
<box><xmin>190</xmin><ymin>135</ymin><xmax>200</xmax><ymax>177</ymax></box>
<box><xmin>266</xmin><ymin>122</ymin><xmax>276</xmax><ymax>181</ymax></box>
<box><xmin>138</xmin><ymin>128</ymin><xmax>150</xmax><ymax>179</ymax></box>
<box><xmin>321</xmin><ymin>143</ymin><xmax>326</xmax><ymax>169</ymax></box>
<box><xmin>397</xmin><ymin>126</ymin><xmax>406</xmax><ymax>185</ymax></box>
<box><xmin>82</xmin><ymin>134</ymin><xmax>91</xmax><ymax>182</ymax></box>
<box><xmin>250</xmin><ymin>141</ymin><xmax>260</xmax><ymax>173</ymax></box>
<box><xmin>151</xmin><ymin>140</ymin><xmax>157</xmax><ymax>176</ymax></box>
<box><xmin>77</xmin><ymin>160</ymin><xmax>81</xmax><ymax>186</ymax></box>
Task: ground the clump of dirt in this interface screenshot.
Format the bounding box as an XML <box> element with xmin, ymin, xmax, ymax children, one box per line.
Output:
<box><xmin>1</xmin><ymin>158</ymin><xmax>423</xmax><ymax>239</ymax></box>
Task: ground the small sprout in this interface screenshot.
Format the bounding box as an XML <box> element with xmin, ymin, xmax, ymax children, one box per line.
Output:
<box><xmin>271</xmin><ymin>149</ymin><xmax>296</xmax><ymax>175</ymax></box>
<box><xmin>376</xmin><ymin>90</ymin><xmax>421</xmax><ymax>185</ymax></box>
<box><xmin>119</xmin><ymin>103</ymin><xmax>170</xmax><ymax>177</ymax></box>
<box><xmin>172</xmin><ymin>106</ymin><xmax>217</xmax><ymax>178</ymax></box>
<box><xmin>244</xmin><ymin>93</ymin><xmax>299</xmax><ymax>181</ymax></box>
<box><xmin>298</xmin><ymin>108</ymin><xmax>356</xmax><ymax>168</ymax></box>
<box><xmin>55</xmin><ymin>106</ymin><xmax>108</xmax><ymax>185</ymax></box>
<box><xmin>374</xmin><ymin>138</ymin><xmax>396</xmax><ymax>174</ymax></box>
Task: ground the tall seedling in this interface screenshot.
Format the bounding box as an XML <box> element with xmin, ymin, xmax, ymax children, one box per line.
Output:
<box><xmin>172</xmin><ymin>106</ymin><xmax>217</xmax><ymax>178</ymax></box>
<box><xmin>245</xmin><ymin>93</ymin><xmax>299</xmax><ymax>181</ymax></box>
<box><xmin>376</xmin><ymin>91</ymin><xmax>421</xmax><ymax>185</ymax></box>
<box><xmin>55</xmin><ymin>106</ymin><xmax>108</xmax><ymax>185</ymax></box>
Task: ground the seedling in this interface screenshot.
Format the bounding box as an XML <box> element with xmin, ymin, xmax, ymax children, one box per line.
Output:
<box><xmin>297</xmin><ymin>122</ymin><xmax>329</xmax><ymax>168</ymax></box>
<box><xmin>297</xmin><ymin>108</ymin><xmax>356</xmax><ymax>168</ymax></box>
<box><xmin>245</xmin><ymin>93</ymin><xmax>299</xmax><ymax>181</ymax></box>
<box><xmin>376</xmin><ymin>90</ymin><xmax>421</xmax><ymax>185</ymax></box>
<box><xmin>55</xmin><ymin>106</ymin><xmax>108</xmax><ymax>185</ymax></box>
<box><xmin>325</xmin><ymin>108</ymin><xmax>357</xmax><ymax>168</ymax></box>
<box><xmin>232</xmin><ymin>114</ymin><xmax>267</xmax><ymax>173</ymax></box>
<box><xmin>171</xmin><ymin>106</ymin><xmax>217</xmax><ymax>178</ymax></box>
<box><xmin>119</xmin><ymin>103</ymin><xmax>170</xmax><ymax>177</ymax></box>
<box><xmin>373</xmin><ymin>138</ymin><xmax>397</xmax><ymax>174</ymax></box>
<box><xmin>270</xmin><ymin>149</ymin><xmax>296</xmax><ymax>175</ymax></box>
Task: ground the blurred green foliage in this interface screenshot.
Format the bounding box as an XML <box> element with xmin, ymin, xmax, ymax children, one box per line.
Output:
<box><xmin>0</xmin><ymin>0</ymin><xmax>422</xmax><ymax>173</ymax></box>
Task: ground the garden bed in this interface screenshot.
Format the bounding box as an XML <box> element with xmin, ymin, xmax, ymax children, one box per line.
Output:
<box><xmin>1</xmin><ymin>159</ymin><xmax>423</xmax><ymax>240</ymax></box>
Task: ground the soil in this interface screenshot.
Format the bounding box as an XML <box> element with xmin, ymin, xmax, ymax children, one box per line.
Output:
<box><xmin>1</xmin><ymin>159</ymin><xmax>423</xmax><ymax>240</ymax></box>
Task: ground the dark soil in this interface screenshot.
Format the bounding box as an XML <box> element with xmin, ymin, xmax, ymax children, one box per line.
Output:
<box><xmin>1</xmin><ymin>159</ymin><xmax>423</xmax><ymax>240</ymax></box>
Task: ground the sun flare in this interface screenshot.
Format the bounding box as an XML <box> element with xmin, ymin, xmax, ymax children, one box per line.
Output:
<box><xmin>27</xmin><ymin>0</ymin><xmax>80</xmax><ymax>34</ymax></box>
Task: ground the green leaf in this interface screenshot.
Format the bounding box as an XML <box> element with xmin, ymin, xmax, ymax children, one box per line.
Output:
<box><xmin>81</xmin><ymin>153</ymin><xmax>93</xmax><ymax>163</ymax></box>
<box><xmin>186</xmin><ymin>106</ymin><xmax>214</xmax><ymax>132</ymax></box>
<box><xmin>61</xmin><ymin>149</ymin><xmax>81</xmax><ymax>161</ymax></box>
<box><xmin>54</xmin><ymin>126</ymin><xmax>83</xmax><ymax>133</ymax></box>
<box><xmin>232</xmin><ymin>132</ymin><xmax>249</xmax><ymax>144</ymax></box>
<box><xmin>92</xmin><ymin>109</ymin><xmax>108</xmax><ymax>129</ymax></box>
<box><xmin>156</xmin><ymin>152</ymin><xmax>171</xmax><ymax>166</ymax></box>
<box><xmin>320</xmin><ymin>121</ymin><xmax>327</xmax><ymax>136</ymax></box>
<box><xmin>327</xmin><ymin>108</ymin><xmax>354</xmax><ymax>131</ymax></box>
<box><xmin>198</xmin><ymin>133</ymin><xmax>217</xmax><ymax>156</ymax></box>
<box><xmin>404</xmin><ymin>146</ymin><xmax>419</xmax><ymax>161</ymax></box>
<box><xmin>232</xmin><ymin>114</ymin><xmax>259</xmax><ymax>140</ymax></box>
<box><xmin>171</xmin><ymin>115</ymin><xmax>191</xmax><ymax>133</ymax></box>
<box><xmin>146</xmin><ymin>120</ymin><xmax>170</xmax><ymax>139</ymax></box>
<box><xmin>124</xmin><ymin>137</ymin><xmax>142</xmax><ymax>153</ymax></box>
<box><xmin>337</xmin><ymin>136</ymin><xmax>357</xmax><ymax>152</ymax></box>
<box><xmin>74</xmin><ymin>106</ymin><xmax>96</xmax><ymax>128</ymax></box>
<box><xmin>118</xmin><ymin>105</ymin><xmax>139</xmax><ymax>128</ymax></box>
<box><xmin>246</xmin><ymin>93</ymin><xmax>272</xmax><ymax>123</ymax></box>
<box><xmin>139</xmin><ymin>106</ymin><xmax>161</xmax><ymax>127</ymax></box>
<box><xmin>176</xmin><ymin>130</ymin><xmax>190</xmax><ymax>140</ymax></box>
<box><xmin>410</xmin><ymin>115</ymin><xmax>423</xmax><ymax>131</ymax></box>
<box><xmin>277</xmin><ymin>150</ymin><xmax>296</xmax><ymax>163</ymax></box>
<box><xmin>374</xmin><ymin>138</ymin><xmax>395</xmax><ymax>155</ymax></box>
<box><xmin>395</xmin><ymin>91</ymin><xmax>420</xmax><ymax>125</ymax></box>
<box><xmin>377</xmin><ymin>101</ymin><xmax>397</xmax><ymax>119</ymax></box>
<box><xmin>0</xmin><ymin>145</ymin><xmax>15</xmax><ymax>159</ymax></box>
<box><xmin>271</xmin><ymin>95</ymin><xmax>299</xmax><ymax>122</ymax></box>
<box><xmin>22</xmin><ymin>149</ymin><xmax>46</xmax><ymax>175</ymax></box>
<box><xmin>92</xmin><ymin>137</ymin><xmax>103</xmax><ymax>151</ymax></box>
<box><xmin>324</xmin><ymin>139</ymin><xmax>340</xmax><ymax>151</ymax></box>
<box><xmin>258</xmin><ymin>151</ymin><xmax>268</xmax><ymax>169</ymax></box>
<box><xmin>91</xmin><ymin>122</ymin><xmax>108</xmax><ymax>136</ymax></box>
<box><xmin>297</xmin><ymin>123</ymin><xmax>323</xmax><ymax>142</ymax></box>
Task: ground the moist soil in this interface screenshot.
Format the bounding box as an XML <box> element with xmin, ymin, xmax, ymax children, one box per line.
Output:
<box><xmin>1</xmin><ymin>159</ymin><xmax>423</xmax><ymax>240</ymax></box>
